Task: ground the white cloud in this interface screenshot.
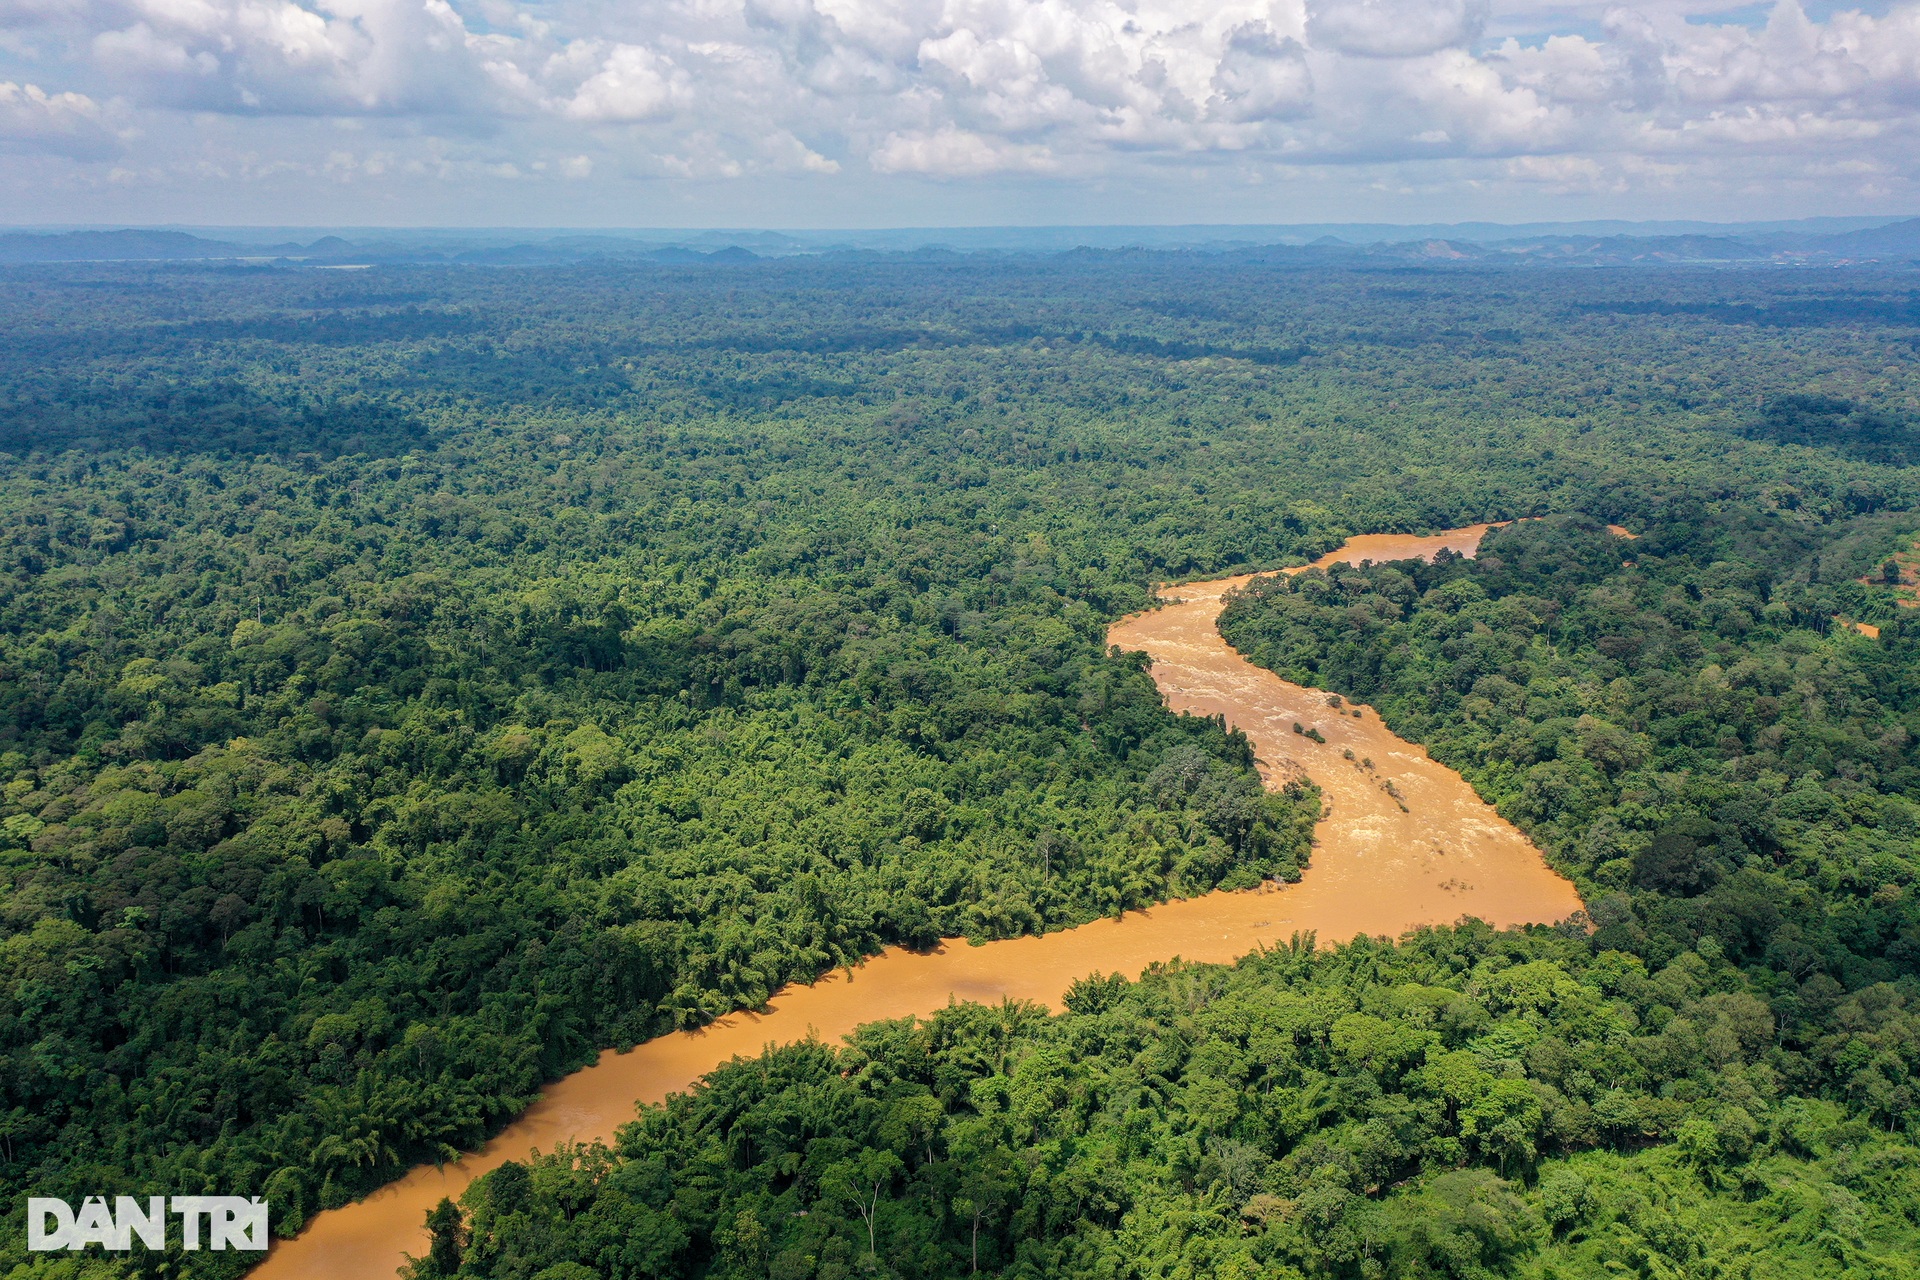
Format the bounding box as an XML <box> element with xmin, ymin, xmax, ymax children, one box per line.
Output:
<box><xmin>3</xmin><ymin>0</ymin><xmax>1920</xmax><ymax>210</ymax></box>
<box><xmin>1400</xmin><ymin>49</ymin><xmax>1573</xmax><ymax>153</ymax></box>
<box><xmin>764</xmin><ymin>128</ymin><xmax>840</xmax><ymax>172</ymax></box>
<box><xmin>0</xmin><ymin>78</ymin><xmax>115</xmax><ymax>156</ymax></box>
<box><xmin>870</xmin><ymin>125</ymin><xmax>1055</xmax><ymax>174</ymax></box>
<box><xmin>1486</xmin><ymin>34</ymin><xmax>1629</xmax><ymax>106</ymax></box>
<box><xmin>562</xmin><ymin>42</ymin><xmax>688</xmax><ymax>121</ymax></box>
<box><xmin>91</xmin><ymin>24</ymin><xmax>219</xmax><ymax>79</ymax></box>
<box><xmin>1306</xmin><ymin>0</ymin><xmax>1487</xmax><ymax>58</ymax></box>
<box><xmin>1209</xmin><ymin>24</ymin><xmax>1314</xmax><ymax>122</ymax></box>
<box><xmin>53</xmin><ymin>0</ymin><xmax>533</xmax><ymax>114</ymax></box>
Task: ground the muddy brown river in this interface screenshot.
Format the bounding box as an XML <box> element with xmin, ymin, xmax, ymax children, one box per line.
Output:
<box><xmin>251</xmin><ymin>524</ymin><xmax>1583</xmax><ymax>1280</ymax></box>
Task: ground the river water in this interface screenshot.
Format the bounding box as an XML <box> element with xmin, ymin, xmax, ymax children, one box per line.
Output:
<box><xmin>250</xmin><ymin>524</ymin><xmax>1583</xmax><ymax>1280</ymax></box>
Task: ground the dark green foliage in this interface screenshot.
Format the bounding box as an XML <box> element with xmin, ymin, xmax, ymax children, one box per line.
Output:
<box><xmin>1219</xmin><ymin>512</ymin><xmax>1920</xmax><ymax>985</ymax></box>
<box><xmin>0</xmin><ymin>380</ymin><xmax>433</xmax><ymax>458</ymax></box>
<box><xmin>425</xmin><ymin>1197</ymin><xmax>467</xmax><ymax>1275</ymax></box>
<box><xmin>1745</xmin><ymin>394</ymin><xmax>1920</xmax><ymax>468</ymax></box>
<box><xmin>3</xmin><ymin>256</ymin><xmax>1920</xmax><ymax>1275</ymax></box>
<box><xmin>422</xmin><ymin>927</ymin><xmax>1920</xmax><ymax>1280</ymax></box>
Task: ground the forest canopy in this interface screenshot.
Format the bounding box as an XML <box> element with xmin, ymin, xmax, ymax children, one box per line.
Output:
<box><xmin>0</xmin><ymin>253</ymin><xmax>1917</xmax><ymax>1277</ymax></box>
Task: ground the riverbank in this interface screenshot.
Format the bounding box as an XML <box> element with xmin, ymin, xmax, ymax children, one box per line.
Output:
<box><xmin>250</xmin><ymin>524</ymin><xmax>1583</xmax><ymax>1280</ymax></box>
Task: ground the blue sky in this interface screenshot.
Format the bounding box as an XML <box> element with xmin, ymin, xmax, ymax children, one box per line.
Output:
<box><xmin>2</xmin><ymin>0</ymin><xmax>1917</xmax><ymax>226</ymax></box>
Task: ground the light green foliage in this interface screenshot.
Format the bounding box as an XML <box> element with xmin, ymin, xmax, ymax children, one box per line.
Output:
<box><xmin>3</xmin><ymin>256</ymin><xmax>1919</xmax><ymax>1275</ymax></box>
<box><xmin>419</xmin><ymin>927</ymin><xmax>1920</xmax><ymax>1280</ymax></box>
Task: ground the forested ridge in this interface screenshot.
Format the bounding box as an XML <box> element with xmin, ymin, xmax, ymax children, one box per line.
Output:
<box><xmin>1</xmin><ymin>255</ymin><xmax>1917</xmax><ymax>1277</ymax></box>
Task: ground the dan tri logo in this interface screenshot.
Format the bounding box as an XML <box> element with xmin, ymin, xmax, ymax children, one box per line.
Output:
<box><xmin>27</xmin><ymin>1196</ymin><xmax>269</xmax><ymax>1251</ymax></box>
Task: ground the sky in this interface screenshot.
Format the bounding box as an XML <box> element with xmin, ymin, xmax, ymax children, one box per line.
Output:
<box><xmin>2</xmin><ymin>0</ymin><xmax>1918</xmax><ymax>227</ymax></box>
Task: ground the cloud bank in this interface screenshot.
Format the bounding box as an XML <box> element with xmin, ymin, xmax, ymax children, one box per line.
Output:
<box><xmin>2</xmin><ymin>0</ymin><xmax>1918</xmax><ymax>221</ymax></box>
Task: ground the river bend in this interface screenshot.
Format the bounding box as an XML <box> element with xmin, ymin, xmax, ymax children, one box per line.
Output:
<box><xmin>251</xmin><ymin>525</ymin><xmax>1583</xmax><ymax>1280</ymax></box>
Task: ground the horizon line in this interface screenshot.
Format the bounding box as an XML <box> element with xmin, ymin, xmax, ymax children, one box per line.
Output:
<box><xmin>4</xmin><ymin>215</ymin><xmax>1915</xmax><ymax>234</ymax></box>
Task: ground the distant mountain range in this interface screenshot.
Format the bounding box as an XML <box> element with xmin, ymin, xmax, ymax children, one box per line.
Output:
<box><xmin>2</xmin><ymin>218</ymin><xmax>1918</xmax><ymax>267</ymax></box>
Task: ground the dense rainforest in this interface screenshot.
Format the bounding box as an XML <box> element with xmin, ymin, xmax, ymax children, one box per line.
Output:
<box><xmin>0</xmin><ymin>252</ymin><xmax>1916</xmax><ymax>1277</ymax></box>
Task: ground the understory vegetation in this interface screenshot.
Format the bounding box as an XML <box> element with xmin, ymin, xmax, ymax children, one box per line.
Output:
<box><xmin>1</xmin><ymin>254</ymin><xmax>1918</xmax><ymax>1276</ymax></box>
